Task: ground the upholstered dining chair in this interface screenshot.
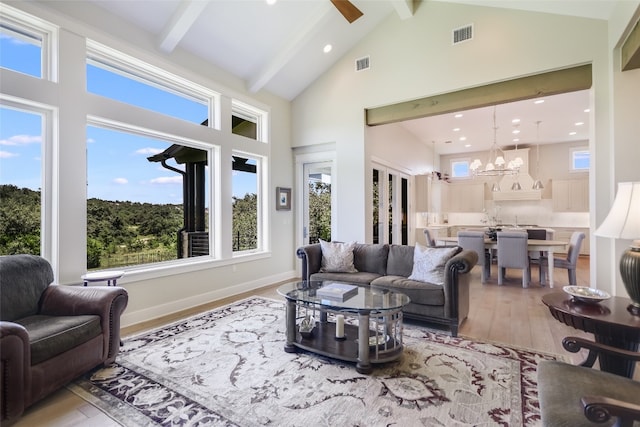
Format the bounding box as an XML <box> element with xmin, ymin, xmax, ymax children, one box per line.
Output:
<box><xmin>540</xmin><ymin>231</ymin><xmax>585</xmax><ymax>286</ymax></box>
<box><xmin>458</xmin><ymin>230</ymin><xmax>490</xmax><ymax>283</ymax></box>
<box><xmin>497</xmin><ymin>231</ymin><xmax>531</xmax><ymax>287</ymax></box>
<box><xmin>423</xmin><ymin>229</ymin><xmax>437</xmax><ymax>247</ymax></box>
<box><xmin>527</xmin><ymin>228</ymin><xmax>547</xmax><ymax>283</ymax></box>
<box><xmin>538</xmin><ymin>336</ymin><xmax>640</xmax><ymax>426</ymax></box>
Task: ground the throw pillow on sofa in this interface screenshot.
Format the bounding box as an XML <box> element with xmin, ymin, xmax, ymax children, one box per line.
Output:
<box><xmin>408</xmin><ymin>243</ymin><xmax>458</xmax><ymax>285</ymax></box>
<box><xmin>319</xmin><ymin>240</ymin><xmax>358</xmax><ymax>273</ymax></box>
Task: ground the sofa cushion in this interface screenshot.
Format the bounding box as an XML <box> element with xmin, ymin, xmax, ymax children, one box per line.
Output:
<box><xmin>386</xmin><ymin>245</ymin><xmax>416</xmax><ymax>277</ymax></box>
<box><xmin>408</xmin><ymin>244</ymin><xmax>459</xmax><ymax>285</ymax></box>
<box><xmin>310</xmin><ymin>272</ymin><xmax>380</xmax><ymax>285</ymax></box>
<box><xmin>353</xmin><ymin>243</ymin><xmax>389</xmax><ymax>275</ymax></box>
<box><xmin>319</xmin><ymin>240</ymin><xmax>358</xmax><ymax>273</ymax></box>
<box><xmin>16</xmin><ymin>314</ymin><xmax>102</xmax><ymax>365</ymax></box>
<box><xmin>370</xmin><ymin>276</ymin><xmax>445</xmax><ymax>306</ymax></box>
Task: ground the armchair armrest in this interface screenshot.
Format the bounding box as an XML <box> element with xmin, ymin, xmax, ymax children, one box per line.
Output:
<box><xmin>582</xmin><ymin>395</ymin><xmax>640</xmax><ymax>424</ymax></box>
<box><xmin>296</xmin><ymin>244</ymin><xmax>322</xmax><ymax>282</ymax></box>
<box><xmin>39</xmin><ymin>285</ymin><xmax>128</xmax><ymax>363</ymax></box>
<box><xmin>562</xmin><ymin>336</ymin><xmax>640</xmax><ymax>368</ymax></box>
<box><xmin>0</xmin><ymin>322</ymin><xmax>30</xmax><ymax>421</ymax></box>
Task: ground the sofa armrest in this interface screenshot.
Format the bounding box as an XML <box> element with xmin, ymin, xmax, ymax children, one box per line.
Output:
<box><xmin>296</xmin><ymin>243</ymin><xmax>322</xmax><ymax>282</ymax></box>
<box><xmin>0</xmin><ymin>322</ymin><xmax>30</xmax><ymax>422</ymax></box>
<box><xmin>442</xmin><ymin>249</ymin><xmax>478</xmax><ymax>319</ymax></box>
<box><xmin>39</xmin><ymin>285</ymin><xmax>129</xmax><ymax>363</ymax></box>
<box><xmin>582</xmin><ymin>395</ymin><xmax>640</xmax><ymax>424</ymax></box>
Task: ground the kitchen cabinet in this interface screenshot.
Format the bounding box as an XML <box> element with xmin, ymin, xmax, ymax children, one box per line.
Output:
<box><xmin>448</xmin><ymin>182</ymin><xmax>485</xmax><ymax>212</ymax></box>
<box><xmin>415</xmin><ymin>174</ymin><xmax>430</xmax><ymax>212</ymax></box>
<box><xmin>552</xmin><ymin>179</ymin><xmax>588</xmax><ymax>212</ymax></box>
<box><xmin>430</xmin><ymin>181</ymin><xmax>449</xmax><ymax>213</ymax></box>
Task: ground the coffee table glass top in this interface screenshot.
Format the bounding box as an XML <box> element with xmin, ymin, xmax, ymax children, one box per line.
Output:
<box><xmin>277</xmin><ymin>281</ymin><xmax>410</xmax><ymax>311</ymax></box>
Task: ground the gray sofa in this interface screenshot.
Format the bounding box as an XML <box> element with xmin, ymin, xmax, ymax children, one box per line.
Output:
<box><xmin>0</xmin><ymin>254</ymin><xmax>128</xmax><ymax>424</ymax></box>
<box><xmin>296</xmin><ymin>243</ymin><xmax>478</xmax><ymax>336</ymax></box>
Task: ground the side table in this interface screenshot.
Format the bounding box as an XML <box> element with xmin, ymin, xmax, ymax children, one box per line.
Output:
<box><xmin>81</xmin><ymin>270</ymin><xmax>125</xmax><ymax>286</ymax></box>
<box><xmin>542</xmin><ymin>292</ymin><xmax>640</xmax><ymax>378</ymax></box>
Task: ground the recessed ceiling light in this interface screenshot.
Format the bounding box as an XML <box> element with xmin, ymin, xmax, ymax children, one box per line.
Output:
<box><xmin>266</xmin><ymin>0</ymin><xmax>277</xmax><ymax>4</ymax></box>
<box><xmin>569</xmin><ymin>131</ymin><xmax>577</xmax><ymax>136</ymax></box>
<box><xmin>512</xmin><ymin>118</ymin><xmax>520</xmax><ymax>123</ymax></box>
<box><xmin>454</xmin><ymin>113</ymin><xmax>463</xmax><ymax>118</ymax></box>
<box><xmin>453</xmin><ymin>127</ymin><xmax>460</xmax><ymax>132</ymax></box>
<box><xmin>512</xmin><ymin>129</ymin><xmax>520</xmax><ymax>134</ymax></box>
<box><xmin>584</xmin><ymin>108</ymin><xmax>590</xmax><ymax>113</ymax></box>
<box><xmin>323</xmin><ymin>44</ymin><xmax>332</xmax><ymax>53</ymax></box>
<box><xmin>465</xmin><ymin>144</ymin><xmax>471</xmax><ymax>148</ymax></box>
<box><xmin>575</xmin><ymin>122</ymin><xmax>584</xmax><ymax>126</ymax></box>
<box><xmin>534</xmin><ymin>99</ymin><xmax>545</xmax><ymax>104</ymax></box>
<box><xmin>459</xmin><ymin>136</ymin><xmax>466</xmax><ymax>141</ymax></box>
<box><xmin>513</xmin><ymin>138</ymin><xmax>520</xmax><ymax>142</ymax></box>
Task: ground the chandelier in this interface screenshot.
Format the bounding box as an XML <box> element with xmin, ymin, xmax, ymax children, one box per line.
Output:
<box><xmin>470</xmin><ymin>106</ymin><xmax>521</xmax><ymax>177</ymax></box>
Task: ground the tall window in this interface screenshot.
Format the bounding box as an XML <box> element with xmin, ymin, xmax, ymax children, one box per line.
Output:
<box><xmin>232</xmin><ymin>154</ymin><xmax>260</xmax><ymax>252</ymax></box>
<box><xmin>86</xmin><ymin>123</ymin><xmax>211</xmax><ymax>269</ymax></box>
<box><xmin>0</xmin><ymin>105</ymin><xmax>43</xmax><ymax>255</ymax></box>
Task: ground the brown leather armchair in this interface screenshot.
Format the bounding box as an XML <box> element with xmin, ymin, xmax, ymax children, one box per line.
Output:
<box><xmin>0</xmin><ymin>254</ymin><xmax>128</xmax><ymax>424</ymax></box>
<box><xmin>537</xmin><ymin>336</ymin><xmax>640</xmax><ymax>426</ymax></box>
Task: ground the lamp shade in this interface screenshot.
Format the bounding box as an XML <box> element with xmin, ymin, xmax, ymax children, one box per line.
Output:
<box><xmin>594</xmin><ymin>182</ymin><xmax>640</xmax><ymax>240</ymax></box>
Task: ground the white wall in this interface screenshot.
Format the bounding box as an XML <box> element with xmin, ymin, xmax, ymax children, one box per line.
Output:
<box><xmin>292</xmin><ymin>1</ymin><xmax>640</xmax><ymax>296</ymax></box>
<box><xmin>3</xmin><ymin>1</ymin><xmax>296</xmax><ymax>326</ymax></box>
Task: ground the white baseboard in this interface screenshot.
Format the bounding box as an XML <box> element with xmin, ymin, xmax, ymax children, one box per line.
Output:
<box><xmin>120</xmin><ymin>270</ymin><xmax>296</xmax><ymax>327</ymax></box>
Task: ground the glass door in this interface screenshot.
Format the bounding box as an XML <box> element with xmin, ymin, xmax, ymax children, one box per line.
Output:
<box><xmin>303</xmin><ymin>162</ymin><xmax>333</xmax><ymax>245</ymax></box>
<box><xmin>373</xmin><ymin>163</ymin><xmax>408</xmax><ymax>245</ymax></box>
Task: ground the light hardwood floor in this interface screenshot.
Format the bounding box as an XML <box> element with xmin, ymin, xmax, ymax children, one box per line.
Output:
<box><xmin>14</xmin><ymin>256</ymin><xmax>624</xmax><ymax>427</ymax></box>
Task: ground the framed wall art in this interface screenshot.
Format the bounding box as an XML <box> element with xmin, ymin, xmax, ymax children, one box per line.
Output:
<box><xmin>276</xmin><ymin>187</ymin><xmax>291</xmax><ymax>211</ymax></box>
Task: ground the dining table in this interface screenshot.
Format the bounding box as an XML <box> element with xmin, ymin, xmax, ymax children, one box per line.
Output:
<box><xmin>438</xmin><ymin>236</ymin><xmax>568</xmax><ymax>287</ymax></box>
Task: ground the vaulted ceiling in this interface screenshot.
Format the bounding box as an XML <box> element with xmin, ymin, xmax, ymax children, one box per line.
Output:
<box><xmin>86</xmin><ymin>0</ymin><xmax>617</xmax><ymax>153</ymax></box>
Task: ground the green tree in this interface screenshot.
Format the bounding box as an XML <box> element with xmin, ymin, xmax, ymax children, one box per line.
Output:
<box><xmin>308</xmin><ymin>181</ymin><xmax>331</xmax><ymax>243</ymax></box>
<box><xmin>232</xmin><ymin>193</ymin><xmax>257</xmax><ymax>251</ymax></box>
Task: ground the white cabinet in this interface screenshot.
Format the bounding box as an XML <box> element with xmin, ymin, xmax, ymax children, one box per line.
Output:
<box><xmin>552</xmin><ymin>179</ymin><xmax>588</xmax><ymax>212</ymax></box>
<box><xmin>448</xmin><ymin>182</ymin><xmax>485</xmax><ymax>212</ymax></box>
<box><xmin>430</xmin><ymin>181</ymin><xmax>449</xmax><ymax>213</ymax></box>
<box><xmin>415</xmin><ymin>175</ymin><xmax>430</xmax><ymax>212</ymax></box>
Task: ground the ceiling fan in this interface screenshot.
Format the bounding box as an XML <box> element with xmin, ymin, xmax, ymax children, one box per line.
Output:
<box><xmin>330</xmin><ymin>0</ymin><xmax>363</xmax><ymax>23</ymax></box>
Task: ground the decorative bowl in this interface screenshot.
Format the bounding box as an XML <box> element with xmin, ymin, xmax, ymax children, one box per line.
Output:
<box><xmin>563</xmin><ymin>286</ymin><xmax>611</xmax><ymax>303</ymax></box>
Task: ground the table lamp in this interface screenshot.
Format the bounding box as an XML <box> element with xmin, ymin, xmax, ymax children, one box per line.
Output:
<box><xmin>594</xmin><ymin>182</ymin><xmax>640</xmax><ymax>315</ymax></box>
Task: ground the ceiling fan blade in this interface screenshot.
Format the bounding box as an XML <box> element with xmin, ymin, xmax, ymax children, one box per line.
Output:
<box><xmin>330</xmin><ymin>0</ymin><xmax>363</xmax><ymax>23</ymax></box>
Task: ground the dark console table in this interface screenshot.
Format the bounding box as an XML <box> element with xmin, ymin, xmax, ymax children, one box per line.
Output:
<box><xmin>542</xmin><ymin>292</ymin><xmax>640</xmax><ymax>378</ymax></box>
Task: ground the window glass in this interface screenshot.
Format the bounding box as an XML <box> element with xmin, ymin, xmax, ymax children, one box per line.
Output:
<box><xmin>86</xmin><ymin>125</ymin><xmax>210</xmax><ymax>269</ymax></box>
<box><xmin>231</xmin><ymin>100</ymin><xmax>266</xmax><ymax>142</ymax></box>
<box><xmin>451</xmin><ymin>159</ymin><xmax>470</xmax><ymax>178</ymax></box>
<box><xmin>232</xmin><ymin>113</ymin><xmax>257</xmax><ymax>139</ymax></box>
<box><xmin>86</xmin><ymin>62</ymin><xmax>208</xmax><ymax>124</ymax></box>
<box><xmin>0</xmin><ymin>106</ymin><xmax>43</xmax><ymax>255</ymax></box>
<box><xmin>571</xmin><ymin>148</ymin><xmax>590</xmax><ymax>171</ymax></box>
<box><xmin>0</xmin><ymin>26</ymin><xmax>42</xmax><ymax>78</ymax></box>
<box><xmin>232</xmin><ymin>155</ymin><xmax>258</xmax><ymax>252</ymax></box>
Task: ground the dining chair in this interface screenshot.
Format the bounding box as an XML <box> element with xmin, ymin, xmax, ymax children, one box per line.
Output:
<box><xmin>526</xmin><ymin>228</ymin><xmax>547</xmax><ymax>283</ymax></box>
<box><xmin>497</xmin><ymin>231</ymin><xmax>531</xmax><ymax>287</ymax></box>
<box><xmin>423</xmin><ymin>229</ymin><xmax>437</xmax><ymax>247</ymax></box>
<box><xmin>458</xmin><ymin>231</ymin><xmax>490</xmax><ymax>283</ymax></box>
<box><xmin>540</xmin><ymin>231</ymin><xmax>585</xmax><ymax>286</ymax></box>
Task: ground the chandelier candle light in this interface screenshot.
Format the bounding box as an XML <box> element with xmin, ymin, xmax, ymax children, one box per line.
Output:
<box><xmin>594</xmin><ymin>182</ymin><xmax>640</xmax><ymax>315</ymax></box>
<box><xmin>532</xmin><ymin>121</ymin><xmax>544</xmax><ymax>190</ymax></box>
<box><xmin>470</xmin><ymin>106</ymin><xmax>521</xmax><ymax>192</ymax></box>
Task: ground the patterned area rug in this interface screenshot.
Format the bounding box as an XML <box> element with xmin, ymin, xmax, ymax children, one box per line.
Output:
<box><xmin>69</xmin><ymin>297</ymin><xmax>559</xmax><ymax>426</ymax></box>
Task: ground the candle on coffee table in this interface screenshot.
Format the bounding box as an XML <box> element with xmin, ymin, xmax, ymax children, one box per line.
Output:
<box><xmin>335</xmin><ymin>315</ymin><xmax>345</xmax><ymax>338</ymax></box>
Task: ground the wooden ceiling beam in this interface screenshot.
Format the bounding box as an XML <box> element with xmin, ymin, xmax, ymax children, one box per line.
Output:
<box><xmin>365</xmin><ymin>64</ymin><xmax>592</xmax><ymax>126</ymax></box>
<box><xmin>622</xmin><ymin>18</ymin><xmax>640</xmax><ymax>71</ymax></box>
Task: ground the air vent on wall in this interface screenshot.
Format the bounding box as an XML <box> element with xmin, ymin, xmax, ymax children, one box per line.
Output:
<box><xmin>453</xmin><ymin>24</ymin><xmax>473</xmax><ymax>44</ymax></box>
<box><xmin>355</xmin><ymin>55</ymin><xmax>370</xmax><ymax>72</ymax></box>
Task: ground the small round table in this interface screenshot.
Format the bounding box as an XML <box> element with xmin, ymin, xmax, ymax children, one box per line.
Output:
<box><xmin>81</xmin><ymin>270</ymin><xmax>125</xmax><ymax>286</ymax></box>
<box><xmin>542</xmin><ymin>292</ymin><xmax>640</xmax><ymax>378</ymax></box>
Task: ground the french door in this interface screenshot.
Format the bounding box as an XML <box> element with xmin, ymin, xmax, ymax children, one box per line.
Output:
<box><xmin>300</xmin><ymin>160</ymin><xmax>334</xmax><ymax>246</ymax></box>
<box><xmin>372</xmin><ymin>164</ymin><xmax>408</xmax><ymax>245</ymax></box>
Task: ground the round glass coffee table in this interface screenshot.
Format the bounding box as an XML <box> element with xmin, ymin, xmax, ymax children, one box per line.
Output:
<box><xmin>277</xmin><ymin>281</ymin><xmax>410</xmax><ymax>374</ymax></box>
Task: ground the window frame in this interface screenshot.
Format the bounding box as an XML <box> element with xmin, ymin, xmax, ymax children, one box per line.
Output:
<box><xmin>86</xmin><ymin>40</ymin><xmax>220</xmax><ymax>129</ymax></box>
<box><xmin>0</xmin><ymin>4</ymin><xmax>57</xmax><ymax>81</ymax></box>
<box><xmin>569</xmin><ymin>146</ymin><xmax>590</xmax><ymax>172</ymax></box>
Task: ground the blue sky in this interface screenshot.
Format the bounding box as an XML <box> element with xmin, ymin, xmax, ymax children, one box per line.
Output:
<box><xmin>1</xmin><ymin>32</ymin><xmax>256</xmax><ymax>204</ymax></box>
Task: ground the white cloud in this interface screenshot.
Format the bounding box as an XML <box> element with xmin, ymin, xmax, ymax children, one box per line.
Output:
<box><xmin>136</xmin><ymin>147</ymin><xmax>163</xmax><ymax>155</ymax></box>
<box><xmin>87</xmin><ymin>138</ymin><xmax>96</xmax><ymax>144</ymax></box>
<box><xmin>0</xmin><ymin>134</ymin><xmax>42</xmax><ymax>146</ymax></box>
<box><xmin>150</xmin><ymin>176</ymin><xmax>182</xmax><ymax>185</ymax></box>
<box><xmin>113</xmin><ymin>178</ymin><xmax>128</xmax><ymax>184</ymax></box>
<box><xmin>0</xmin><ymin>151</ymin><xmax>19</xmax><ymax>159</ymax></box>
